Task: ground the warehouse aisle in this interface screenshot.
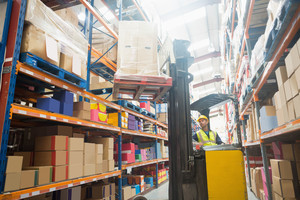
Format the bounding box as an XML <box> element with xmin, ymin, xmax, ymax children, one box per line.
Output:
<box><xmin>143</xmin><ymin>181</ymin><xmax>169</xmax><ymax>200</ymax></box>
<box><xmin>142</xmin><ymin>181</ymin><xmax>259</xmax><ymax>200</ymax></box>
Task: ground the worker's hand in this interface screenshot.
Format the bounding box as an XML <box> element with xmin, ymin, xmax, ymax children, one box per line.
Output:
<box><xmin>198</xmin><ymin>142</ymin><xmax>204</xmax><ymax>147</ymax></box>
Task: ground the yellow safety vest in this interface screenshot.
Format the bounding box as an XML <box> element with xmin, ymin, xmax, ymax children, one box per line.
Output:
<box><xmin>196</xmin><ymin>129</ymin><xmax>218</xmax><ymax>146</ymax></box>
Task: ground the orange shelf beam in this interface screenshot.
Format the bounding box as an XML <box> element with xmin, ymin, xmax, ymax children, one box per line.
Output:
<box><xmin>0</xmin><ymin>170</ymin><xmax>121</xmax><ymax>200</ymax></box>
<box><xmin>11</xmin><ymin>104</ymin><xmax>120</xmax><ymax>132</ymax></box>
<box><xmin>79</xmin><ymin>0</ymin><xmax>118</xmax><ymax>39</ymax></box>
<box><xmin>122</xmin><ymin>158</ymin><xmax>169</xmax><ymax>170</ymax></box>
<box><xmin>17</xmin><ymin>62</ymin><xmax>120</xmax><ymax>110</ymax></box>
<box><xmin>90</xmin><ymin>46</ymin><xmax>117</xmax><ymax>71</ymax></box>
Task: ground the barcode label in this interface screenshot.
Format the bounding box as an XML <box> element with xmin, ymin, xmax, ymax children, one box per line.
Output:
<box><xmin>40</xmin><ymin>114</ymin><xmax>46</xmax><ymax>118</ymax></box>
<box><xmin>32</xmin><ymin>191</ymin><xmax>40</xmax><ymax>196</ymax></box>
<box><xmin>25</xmin><ymin>70</ymin><xmax>34</xmax><ymax>75</ymax></box>
<box><xmin>18</xmin><ymin>110</ymin><xmax>27</xmax><ymax>114</ymax></box>
<box><xmin>45</xmin><ymin>78</ymin><xmax>51</xmax><ymax>82</ymax></box>
<box><xmin>63</xmin><ymin>119</ymin><xmax>69</xmax><ymax>122</ymax></box>
<box><xmin>50</xmin><ymin>116</ymin><xmax>56</xmax><ymax>120</ymax></box>
<box><xmin>63</xmin><ymin>85</ymin><xmax>68</xmax><ymax>89</ymax></box>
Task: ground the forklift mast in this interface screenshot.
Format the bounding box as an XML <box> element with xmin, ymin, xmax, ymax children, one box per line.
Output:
<box><xmin>168</xmin><ymin>40</ymin><xmax>199</xmax><ymax>200</ymax></box>
<box><xmin>168</xmin><ymin>40</ymin><xmax>244</xmax><ymax>200</ymax></box>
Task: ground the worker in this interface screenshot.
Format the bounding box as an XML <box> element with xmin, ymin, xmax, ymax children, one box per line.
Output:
<box><xmin>193</xmin><ymin>115</ymin><xmax>224</xmax><ymax>146</ymax></box>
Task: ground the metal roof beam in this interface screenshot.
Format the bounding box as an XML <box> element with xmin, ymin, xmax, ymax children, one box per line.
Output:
<box><xmin>194</xmin><ymin>51</ymin><xmax>221</xmax><ymax>63</ymax></box>
<box><xmin>161</xmin><ymin>0</ymin><xmax>221</xmax><ymax>20</ymax></box>
<box><xmin>193</xmin><ymin>77</ymin><xmax>224</xmax><ymax>88</ymax></box>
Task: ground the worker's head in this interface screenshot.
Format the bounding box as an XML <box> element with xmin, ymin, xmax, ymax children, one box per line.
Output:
<box><xmin>197</xmin><ymin>115</ymin><xmax>209</xmax><ymax>128</ymax></box>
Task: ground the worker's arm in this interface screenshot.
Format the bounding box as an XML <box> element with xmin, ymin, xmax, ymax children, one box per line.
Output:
<box><xmin>192</xmin><ymin>133</ymin><xmax>204</xmax><ymax>146</ymax></box>
<box><xmin>216</xmin><ymin>133</ymin><xmax>224</xmax><ymax>145</ymax></box>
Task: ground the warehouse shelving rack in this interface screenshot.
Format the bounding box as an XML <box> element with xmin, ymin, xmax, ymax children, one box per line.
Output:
<box><xmin>223</xmin><ymin>0</ymin><xmax>300</xmax><ymax>199</ymax></box>
<box><xmin>0</xmin><ymin>0</ymin><xmax>169</xmax><ymax>199</ymax></box>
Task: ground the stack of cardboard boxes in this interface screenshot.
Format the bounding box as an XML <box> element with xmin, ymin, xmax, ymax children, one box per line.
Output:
<box><xmin>68</xmin><ymin>138</ymin><xmax>84</xmax><ymax>179</ymax></box>
<box><xmin>114</xmin><ymin>143</ymin><xmax>136</xmax><ymax>164</ymax></box>
<box><xmin>274</xmin><ymin>39</ymin><xmax>300</xmax><ymax>126</ymax></box>
<box><xmin>83</xmin><ymin>143</ymin><xmax>96</xmax><ymax>176</ymax></box>
<box><xmin>95</xmin><ymin>144</ymin><xmax>104</xmax><ymax>174</ymax></box>
<box><xmin>22</xmin><ymin>0</ymin><xmax>88</xmax><ymax>80</ymax></box>
<box><xmin>117</xmin><ymin>21</ymin><xmax>158</xmax><ymax>76</ymax></box>
<box><xmin>34</xmin><ymin>136</ymin><xmax>68</xmax><ymax>182</ymax></box>
<box><xmin>246</xmin><ymin>103</ymin><xmax>259</xmax><ymax>141</ymax></box>
<box><xmin>89</xmin><ymin>182</ymin><xmax>116</xmax><ymax>200</ymax></box>
<box><xmin>73</xmin><ymin>101</ymin><xmax>90</xmax><ymax>120</ymax></box>
<box><xmin>88</xmin><ymin>137</ymin><xmax>115</xmax><ymax>172</ymax></box>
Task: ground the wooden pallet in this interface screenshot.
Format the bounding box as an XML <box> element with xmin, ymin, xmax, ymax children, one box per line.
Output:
<box><xmin>113</xmin><ymin>75</ymin><xmax>172</xmax><ymax>101</ymax></box>
<box><xmin>20</xmin><ymin>52</ymin><xmax>86</xmax><ymax>88</ymax></box>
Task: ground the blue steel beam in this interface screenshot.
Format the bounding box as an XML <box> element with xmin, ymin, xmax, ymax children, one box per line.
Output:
<box><xmin>0</xmin><ymin>0</ymin><xmax>26</xmax><ymax>191</ymax></box>
<box><xmin>0</xmin><ymin>0</ymin><xmax>13</xmax><ymax>77</ymax></box>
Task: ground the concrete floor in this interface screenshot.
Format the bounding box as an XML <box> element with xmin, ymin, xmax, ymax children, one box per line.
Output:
<box><xmin>141</xmin><ymin>181</ymin><xmax>259</xmax><ymax>200</ymax></box>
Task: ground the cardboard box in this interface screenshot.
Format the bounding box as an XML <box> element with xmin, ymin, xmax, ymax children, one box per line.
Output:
<box><xmin>273</xmin><ymin>176</ymin><xmax>296</xmax><ymax>198</ymax></box>
<box><xmin>108</xmin><ymin>160</ymin><xmax>114</xmax><ymax>171</ymax></box>
<box><xmin>96</xmin><ymin>163</ymin><xmax>103</xmax><ymax>174</ymax></box>
<box><xmin>84</xmin><ymin>143</ymin><xmax>96</xmax><ymax>164</ymax></box>
<box><xmin>73</xmin><ymin>101</ymin><xmax>90</xmax><ymax>111</ymax></box>
<box><xmin>259</xmin><ymin>106</ymin><xmax>278</xmax><ymax>133</ymax></box>
<box><xmin>34</xmin><ymin>151</ymin><xmax>68</xmax><ymax>166</ymax></box>
<box><xmin>73</xmin><ymin>110</ymin><xmax>90</xmax><ymax>120</ymax></box>
<box><xmin>69</xmin><ymin>151</ymin><xmax>83</xmax><ymax>165</ymax></box>
<box><xmin>275</xmin><ymin>66</ymin><xmax>288</xmax><ymax>87</ymax></box>
<box><xmin>274</xmin><ymin>91</ymin><xmax>282</xmax><ymax>110</ymax></box>
<box><xmin>88</xmin><ymin>137</ymin><xmax>114</xmax><ymax>150</ymax></box>
<box><xmin>53</xmin><ymin>165</ymin><xmax>68</xmax><ymax>182</ymax></box>
<box><xmin>4</xmin><ymin>172</ymin><xmax>21</xmax><ymax>192</ymax></box>
<box><xmin>55</xmin><ymin>8</ymin><xmax>79</xmax><ymax>27</ymax></box>
<box><xmin>104</xmin><ymin>149</ymin><xmax>113</xmax><ymax>160</ymax></box>
<box><xmin>36</xmin><ymin>98</ymin><xmax>60</xmax><ymax>113</ymax></box>
<box><xmin>60</xmin><ymin>102</ymin><xmax>73</xmax><ymax>116</ymax></box>
<box><xmin>21</xmin><ymin>24</ymin><xmax>60</xmax><ymax>66</ymax></box>
<box><xmin>294</xmin><ymin>66</ymin><xmax>300</xmax><ymax>90</ymax></box>
<box><xmin>122</xmin><ymin>186</ymin><xmax>132</xmax><ymax>200</ymax></box>
<box><xmin>252</xmin><ymin>168</ymin><xmax>263</xmax><ymax>197</ymax></box>
<box><xmin>102</xmin><ymin>160</ymin><xmax>108</xmax><ymax>172</ymax></box>
<box><xmin>273</xmin><ymin>192</ymin><xmax>297</xmax><ymax>200</ymax></box>
<box><xmin>293</xmin><ymin>95</ymin><xmax>300</xmax><ymax>118</ymax></box>
<box><xmin>13</xmin><ymin>152</ymin><xmax>33</xmax><ymax>168</ymax></box>
<box><xmin>24</xmin><ymin>166</ymin><xmax>52</xmax><ymax>185</ymax></box>
<box><xmin>6</xmin><ymin>156</ymin><xmax>23</xmax><ymax>173</ymax></box>
<box><xmin>282</xmin><ymin>143</ymin><xmax>300</xmax><ymax>162</ymax></box>
<box><xmin>279</xmin><ymin>85</ymin><xmax>287</xmax><ymax>104</ymax></box>
<box><xmin>57</xmin><ymin>186</ymin><xmax>82</xmax><ymax>200</ymax></box>
<box><xmin>35</xmin><ymin>136</ymin><xmax>68</xmax><ymax>151</ymax></box>
<box><xmin>290</xmin><ymin>73</ymin><xmax>298</xmax><ymax>98</ymax></box>
<box><xmin>20</xmin><ymin>170</ymin><xmax>37</xmax><ymax>189</ymax></box>
<box><xmin>284</xmin><ymin>80</ymin><xmax>293</xmax><ymax>102</ymax></box>
<box><xmin>69</xmin><ymin>164</ymin><xmax>83</xmax><ymax>179</ymax></box>
<box><xmin>91</xmin><ymin>183</ymin><xmax>112</xmax><ymax>198</ymax></box>
<box><xmin>83</xmin><ymin>164</ymin><xmax>96</xmax><ymax>176</ymax></box>
<box><xmin>73</xmin><ymin>133</ymin><xmax>85</xmax><ymax>138</ymax></box>
<box><xmin>270</xmin><ymin>159</ymin><xmax>293</xmax><ymax>179</ymax></box>
<box><xmin>69</xmin><ymin>138</ymin><xmax>84</xmax><ymax>151</ymax></box>
<box><xmin>287</xmin><ymin>100</ymin><xmax>296</xmax><ymax>121</ymax></box>
<box><xmin>285</xmin><ymin>44</ymin><xmax>300</xmax><ymax>77</ymax></box>
<box><xmin>96</xmin><ymin>144</ymin><xmax>103</xmax><ymax>154</ymax></box>
<box><xmin>31</xmin><ymin>125</ymin><xmax>72</xmax><ymax>137</ymax></box>
<box><xmin>96</xmin><ymin>154</ymin><xmax>103</xmax><ymax>164</ymax></box>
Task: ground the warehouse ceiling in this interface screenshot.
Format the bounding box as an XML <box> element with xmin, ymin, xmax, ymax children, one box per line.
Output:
<box><xmin>149</xmin><ymin>0</ymin><xmax>224</xmax><ymax>101</ymax></box>
<box><xmin>47</xmin><ymin>0</ymin><xmax>225</xmax><ymax>101</ymax></box>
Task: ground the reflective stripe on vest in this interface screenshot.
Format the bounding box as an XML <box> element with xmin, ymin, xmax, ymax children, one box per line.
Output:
<box><xmin>196</xmin><ymin>129</ymin><xmax>218</xmax><ymax>146</ymax></box>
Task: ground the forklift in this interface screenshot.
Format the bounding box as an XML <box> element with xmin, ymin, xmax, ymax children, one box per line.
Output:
<box><xmin>168</xmin><ymin>40</ymin><xmax>247</xmax><ymax>200</ymax></box>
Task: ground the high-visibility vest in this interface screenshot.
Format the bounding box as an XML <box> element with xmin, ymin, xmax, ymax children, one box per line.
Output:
<box><xmin>196</xmin><ymin>129</ymin><xmax>218</xmax><ymax>146</ymax></box>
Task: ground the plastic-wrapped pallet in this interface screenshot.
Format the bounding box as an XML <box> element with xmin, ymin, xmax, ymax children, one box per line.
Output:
<box><xmin>22</xmin><ymin>0</ymin><xmax>88</xmax><ymax>79</ymax></box>
<box><xmin>116</xmin><ymin>21</ymin><xmax>159</xmax><ymax>77</ymax></box>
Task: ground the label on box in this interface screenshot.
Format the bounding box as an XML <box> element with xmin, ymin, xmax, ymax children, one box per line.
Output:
<box><xmin>72</xmin><ymin>56</ymin><xmax>81</xmax><ymax>76</ymax></box>
<box><xmin>45</xmin><ymin>35</ymin><xmax>58</xmax><ymax>62</ymax></box>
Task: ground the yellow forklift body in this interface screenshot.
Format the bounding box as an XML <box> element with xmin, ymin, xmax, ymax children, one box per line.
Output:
<box><xmin>206</xmin><ymin>150</ymin><xmax>248</xmax><ymax>200</ymax></box>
